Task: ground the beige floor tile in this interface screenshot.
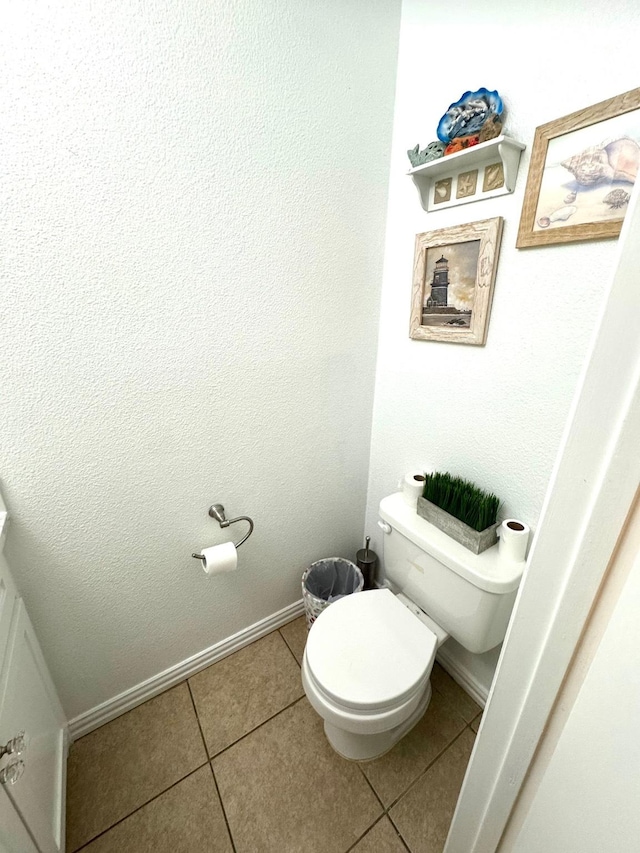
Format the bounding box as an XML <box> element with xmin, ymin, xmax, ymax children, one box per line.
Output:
<box><xmin>66</xmin><ymin>683</ymin><xmax>206</xmax><ymax>852</ymax></box>
<box><xmin>279</xmin><ymin>615</ymin><xmax>308</xmax><ymax>665</ymax></box>
<box><xmin>431</xmin><ymin>662</ymin><xmax>482</xmax><ymax>723</ymax></box>
<box><xmin>470</xmin><ymin>713</ymin><xmax>482</xmax><ymax>734</ymax></box>
<box><xmin>350</xmin><ymin>816</ymin><xmax>408</xmax><ymax>853</ymax></box>
<box><xmin>390</xmin><ymin>729</ymin><xmax>475</xmax><ymax>853</ymax></box>
<box><xmin>213</xmin><ymin>698</ymin><xmax>382</xmax><ymax>853</ymax></box>
<box><xmin>361</xmin><ymin>687</ymin><xmax>467</xmax><ymax>806</ymax></box>
<box><xmin>80</xmin><ymin>766</ymin><xmax>232</xmax><ymax>853</ymax></box>
<box><xmin>189</xmin><ymin>631</ymin><xmax>304</xmax><ymax>756</ymax></box>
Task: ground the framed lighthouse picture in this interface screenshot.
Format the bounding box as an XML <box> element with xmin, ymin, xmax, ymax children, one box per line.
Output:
<box><xmin>409</xmin><ymin>217</ymin><xmax>503</xmax><ymax>345</ymax></box>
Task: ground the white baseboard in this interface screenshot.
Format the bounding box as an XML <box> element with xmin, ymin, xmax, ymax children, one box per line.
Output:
<box><xmin>68</xmin><ymin>599</ymin><xmax>305</xmax><ymax>740</ymax></box>
<box><xmin>436</xmin><ymin>645</ymin><xmax>489</xmax><ymax>708</ymax></box>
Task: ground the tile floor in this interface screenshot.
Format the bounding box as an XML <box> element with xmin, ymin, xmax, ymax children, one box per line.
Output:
<box><xmin>66</xmin><ymin>616</ymin><xmax>481</xmax><ymax>853</ymax></box>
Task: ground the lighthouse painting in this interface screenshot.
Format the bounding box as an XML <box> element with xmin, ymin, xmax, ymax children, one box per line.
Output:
<box><xmin>421</xmin><ymin>241</ymin><xmax>480</xmax><ymax>328</ymax></box>
<box><xmin>410</xmin><ymin>218</ymin><xmax>503</xmax><ymax>346</ymax></box>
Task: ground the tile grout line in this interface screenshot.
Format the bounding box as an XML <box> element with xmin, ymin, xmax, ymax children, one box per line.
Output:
<box><xmin>355</xmin><ymin>723</ymin><xmax>469</xmax><ymax>820</ymax></box>
<box><xmin>385</xmin><ymin>726</ymin><xmax>473</xmax><ymax>814</ymax></box>
<box><xmin>431</xmin><ymin>684</ymin><xmax>480</xmax><ymax>727</ymax></box>
<box><xmin>73</xmin><ymin>626</ymin><xmax>303</xmax><ymax>745</ymax></box>
<box><xmin>185</xmin><ymin>681</ymin><xmax>238</xmax><ymax>853</ymax></box>
<box><xmin>70</xmin><ymin>761</ymin><xmax>211</xmax><ymax>853</ymax></box>
<box><xmin>278</xmin><ymin>625</ymin><xmax>304</xmax><ymax>668</ymax></box>
<box><xmin>352</xmin><ymin>764</ymin><xmax>413</xmax><ymax>852</ymax></box>
<box><xmin>187</xmin><ymin>625</ymin><xmax>304</xmax><ymax>763</ymax></box>
<box><xmin>349</xmin><ymin>693</ymin><xmax>479</xmax><ymax>851</ymax></box>
<box><xmin>339</xmin><ymin>684</ymin><xmax>476</xmax><ymax>849</ymax></box>
<box><xmin>343</xmin><ymin>814</ymin><xmax>387</xmax><ymax>853</ymax></box>
<box><xmin>431</xmin><ymin>670</ymin><xmax>483</xmax><ymax>725</ymax></box>
<box><xmin>343</xmin><ymin>812</ymin><xmax>413</xmax><ymax>853</ymax></box>
<box><xmin>209</xmin><ymin>765</ymin><xmax>238</xmax><ymax>853</ymax></box>
<box><xmin>357</xmin><ymin>764</ymin><xmax>386</xmax><ymax>814</ymax></box>
<box><xmin>209</xmin><ymin>694</ymin><xmax>307</xmax><ymax>761</ymax></box>
<box><xmin>353</xmin><ymin>764</ymin><xmax>416</xmax><ymax>853</ymax></box>
<box><xmin>385</xmin><ymin>811</ymin><xmax>415</xmax><ymax>853</ymax></box>
<box><xmin>70</xmin><ymin>634</ymin><xmax>476</xmax><ymax>853</ymax></box>
<box><xmin>72</xmin><ymin>679</ymin><xmax>207</xmax><ymax>745</ymax></box>
<box><xmin>185</xmin><ymin>679</ymin><xmax>211</xmax><ymax>759</ymax></box>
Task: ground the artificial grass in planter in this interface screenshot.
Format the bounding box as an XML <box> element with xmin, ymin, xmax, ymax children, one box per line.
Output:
<box><xmin>422</xmin><ymin>471</ymin><xmax>500</xmax><ymax>532</ymax></box>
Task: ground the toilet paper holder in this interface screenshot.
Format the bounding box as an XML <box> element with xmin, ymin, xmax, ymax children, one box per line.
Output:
<box><xmin>192</xmin><ymin>504</ymin><xmax>254</xmax><ymax>562</ymax></box>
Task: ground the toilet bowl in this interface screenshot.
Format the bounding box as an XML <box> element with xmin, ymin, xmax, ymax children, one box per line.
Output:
<box><xmin>302</xmin><ymin>588</ymin><xmax>438</xmax><ymax>760</ymax></box>
<box><xmin>302</xmin><ymin>492</ymin><xmax>525</xmax><ymax>761</ymax></box>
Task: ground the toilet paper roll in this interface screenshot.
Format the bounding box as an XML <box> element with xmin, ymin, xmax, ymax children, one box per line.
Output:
<box><xmin>401</xmin><ymin>471</ymin><xmax>427</xmax><ymax>507</ymax></box>
<box><xmin>498</xmin><ymin>519</ymin><xmax>530</xmax><ymax>562</ymax></box>
<box><xmin>200</xmin><ymin>542</ymin><xmax>238</xmax><ymax>576</ymax></box>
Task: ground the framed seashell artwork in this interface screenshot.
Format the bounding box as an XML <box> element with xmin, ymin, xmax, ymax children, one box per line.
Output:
<box><xmin>517</xmin><ymin>87</ymin><xmax>640</xmax><ymax>247</ymax></box>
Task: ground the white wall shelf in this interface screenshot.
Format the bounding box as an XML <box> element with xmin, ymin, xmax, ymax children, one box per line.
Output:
<box><xmin>407</xmin><ymin>135</ymin><xmax>526</xmax><ymax>212</ymax></box>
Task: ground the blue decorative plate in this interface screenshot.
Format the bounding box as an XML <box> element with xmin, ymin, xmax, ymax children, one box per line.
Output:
<box><xmin>437</xmin><ymin>89</ymin><xmax>504</xmax><ymax>144</ymax></box>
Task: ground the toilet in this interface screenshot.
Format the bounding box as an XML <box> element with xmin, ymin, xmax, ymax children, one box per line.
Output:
<box><xmin>302</xmin><ymin>492</ymin><xmax>524</xmax><ymax>761</ymax></box>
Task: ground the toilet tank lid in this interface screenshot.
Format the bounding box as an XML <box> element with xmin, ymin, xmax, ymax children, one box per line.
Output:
<box><xmin>379</xmin><ymin>493</ymin><xmax>524</xmax><ymax>594</ymax></box>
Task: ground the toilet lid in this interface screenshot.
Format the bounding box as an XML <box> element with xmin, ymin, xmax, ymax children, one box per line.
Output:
<box><xmin>305</xmin><ymin>588</ymin><xmax>437</xmax><ymax>711</ymax></box>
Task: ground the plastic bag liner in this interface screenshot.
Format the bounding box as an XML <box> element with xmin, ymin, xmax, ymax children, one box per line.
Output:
<box><xmin>302</xmin><ymin>558</ymin><xmax>364</xmax><ymax>628</ymax></box>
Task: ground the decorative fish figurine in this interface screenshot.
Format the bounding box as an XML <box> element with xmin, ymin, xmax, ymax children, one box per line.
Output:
<box><xmin>407</xmin><ymin>141</ymin><xmax>445</xmax><ymax>167</ymax></box>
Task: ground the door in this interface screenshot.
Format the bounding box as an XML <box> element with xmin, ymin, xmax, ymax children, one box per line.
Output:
<box><xmin>0</xmin><ymin>785</ymin><xmax>38</xmax><ymax>853</ymax></box>
<box><xmin>444</xmin><ymin>163</ymin><xmax>640</xmax><ymax>852</ymax></box>
<box><xmin>0</xmin><ymin>600</ymin><xmax>67</xmax><ymax>853</ymax></box>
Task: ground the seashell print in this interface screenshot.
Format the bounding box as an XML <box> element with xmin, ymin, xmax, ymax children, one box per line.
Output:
<box><xmin>564</xmin><ymin>190</ymin><xmax>577</xmax><ymax>203</ymax></box>
<box><xmin>537</xmin><ymin>205</ymin><xmax>577</xmax><ymax>228</ymax></box>
<box><xmin>561</xmin><ymin>136</ymin><xmax>640</xmax><ymax>187</ymax></box>
<box><xmin>602</xmin><ymin>189</ymin><xmax>630</xmax><ymax>209</ymax></box>
<box><xmin>561</xmin><ymin>146</ymin><xmax>614</xmax><ymax>186</ymax></box>
<box><xmin>603</xmin><ymin>137</ymin><xmax>639</xmax><ymax>183</ymax></box>
<box><xmin>549</xmin><ymin>205</ymin><xmax>578</xmax><ymax>222</ymax></box>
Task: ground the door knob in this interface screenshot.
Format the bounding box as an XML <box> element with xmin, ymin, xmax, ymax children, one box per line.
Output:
<box><xmin>0</xmin><ymin>731</ymin><xmax>27</xmax><ymax>760</ymax></box>
<box><xmin>0</xmin><ymin>758</ymin><xmax>25</xmax><ymax>786</ymax></box>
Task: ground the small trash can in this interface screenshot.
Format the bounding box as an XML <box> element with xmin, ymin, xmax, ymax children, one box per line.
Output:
<box><xmin>302</xmin><ymin>558</ymin><xmax>364</xmax><ymax>629</ymax></box>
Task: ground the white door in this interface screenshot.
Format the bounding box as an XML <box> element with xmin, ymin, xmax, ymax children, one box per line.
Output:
<box><xmin>0</xmin><ymin>785</ymin><xmax>38</xmax><ymax>853</ymax></box>
<box><xmin>444</xmin><ymin>163</ymin><xmax>640</xmax><ymax>853</ymax></box>
<box><xmin>0</xmin><ymin>599</ymin><xmax>67</xmax><ymax>853</ymax></box>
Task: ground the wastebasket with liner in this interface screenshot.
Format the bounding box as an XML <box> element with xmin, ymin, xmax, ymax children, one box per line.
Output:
<box><xmin>301</xmin><ymin>558</ymin><xmax>364</xmax><ymax>629</ymax></box>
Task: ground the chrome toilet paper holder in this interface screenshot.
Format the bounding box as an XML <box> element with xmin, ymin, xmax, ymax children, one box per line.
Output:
<box><xmin>192</xmin><ymin>504</ymin><xmax>254</xmax><ymax>562</ymax></box>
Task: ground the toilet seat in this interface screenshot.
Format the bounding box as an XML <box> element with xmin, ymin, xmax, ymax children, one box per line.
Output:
<box><xmin>305</xmin><ymin>588</ymin><xmax>437</xmax><ymax>713</ymax></box>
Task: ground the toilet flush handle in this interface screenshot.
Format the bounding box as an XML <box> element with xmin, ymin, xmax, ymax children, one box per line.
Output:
<box><xmin>378</xmin><ymin>520</ymin><xmax>392</xmax><ymax>534</ymax></box>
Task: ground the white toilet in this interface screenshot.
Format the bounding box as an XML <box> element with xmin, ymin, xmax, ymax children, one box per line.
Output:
<box><xmin>302</xmin><ymin>492</ymin><xmax>524</xmax><ymax>761</ymax></box>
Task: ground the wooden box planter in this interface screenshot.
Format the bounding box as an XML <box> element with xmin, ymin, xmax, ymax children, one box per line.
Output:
<box><xmin>417</xmin><ymin>497</ymin><xmax>499</xmax><ymax>555</ymax></box>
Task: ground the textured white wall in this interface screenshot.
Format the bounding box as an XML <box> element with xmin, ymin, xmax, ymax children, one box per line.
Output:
<box><xmin>365</xmin><ymin>0</ymin><xmax>640</xmax><ymax>691</ymax></box>
<box><xmin>0</xmin><ymin>0</ymin><xmax>400</xmax><ymax>718</ymax></box>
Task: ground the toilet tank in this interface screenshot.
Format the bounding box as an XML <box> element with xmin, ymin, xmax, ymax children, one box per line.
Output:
<box><xmin>379</xmin><ymin>494</ymin><xmax>524</xmax><ymax>654</ymax></box>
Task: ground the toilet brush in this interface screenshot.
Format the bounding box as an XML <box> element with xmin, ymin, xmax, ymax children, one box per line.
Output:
<box><xmin>356</xmin><ymin>536</ymin><xmax>378</xmax><ymax>591</ymax></box>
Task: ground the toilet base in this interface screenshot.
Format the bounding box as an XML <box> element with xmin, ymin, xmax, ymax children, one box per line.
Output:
<box><xmin>323</xmin><ymin>681</ymin><xmax>433</xmax><ymax>762</ymax></box>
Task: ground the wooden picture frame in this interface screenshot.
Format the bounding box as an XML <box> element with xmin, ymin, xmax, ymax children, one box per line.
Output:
<box><xmin>409</xmin><ymin>217</ymin><xmax>503</xmax><ymax>346</ymax></box>
<box><xmin>517</xmin><ymin>87</ymin><xmax>640</xmax><ymax>248</ymax></box>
